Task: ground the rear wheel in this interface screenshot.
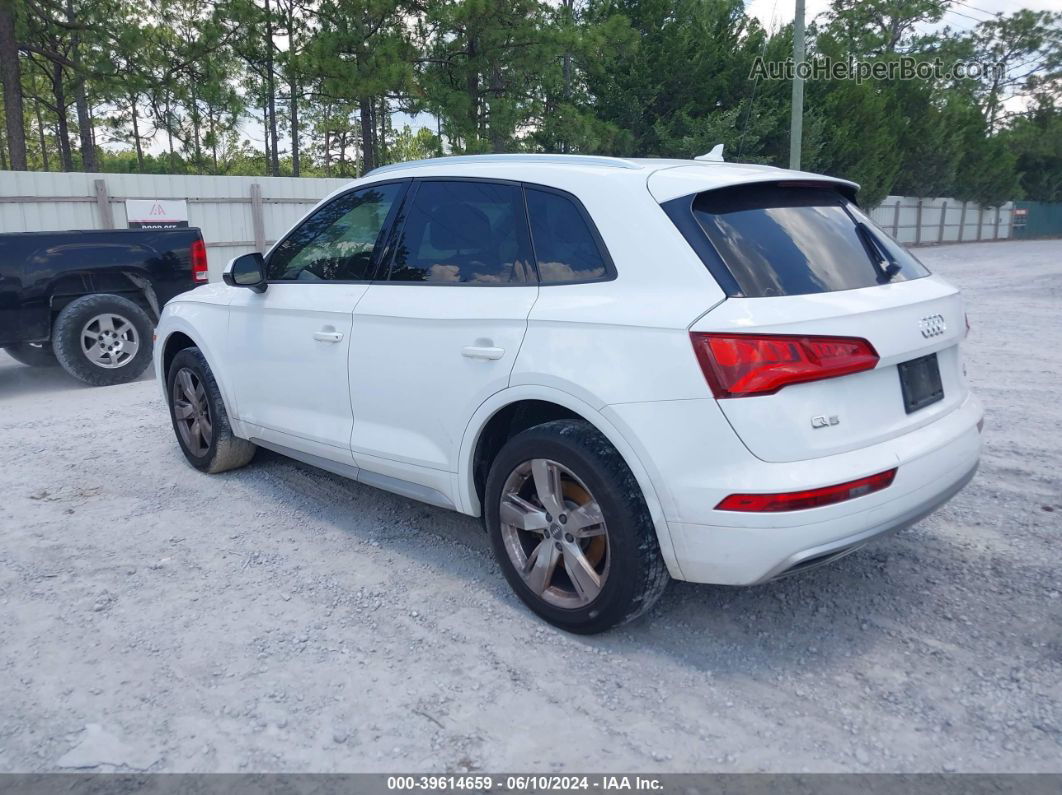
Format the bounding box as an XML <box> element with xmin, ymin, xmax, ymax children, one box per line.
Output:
<box><xmin>485</xmin><ymin>419</ymin><xmax>669</xmax><ymax>634</ymax></box>
<box><xmin>166</xmin><ymin>346</ymin><xmax>256</xmax><ymax>473</ymax></box>
<box><xmin>3</xmin><ymin>341</ymin><xmax>59</xmax><ymax>367</ymax></box>
<box><xmin>52</xmin><ymin>294</ymin><xmax>153</xmax><ymax>386</ymax></box>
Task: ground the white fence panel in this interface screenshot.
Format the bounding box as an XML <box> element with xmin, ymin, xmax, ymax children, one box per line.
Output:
<box><xmin>869</xmin><ymin>195</ymin><xmax>1013</xmax><ymax>246</ymax></box>
<box><xmin>0</xmin><ymin>170</ymin><xmax>351</xmax><ymax>278</ymax></box>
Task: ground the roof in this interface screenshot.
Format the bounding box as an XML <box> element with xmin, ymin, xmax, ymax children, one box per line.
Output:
<box><xmin>356</xmin><ymin>154</ymin><xmax>860</xmax><ymax>203</ymax></box>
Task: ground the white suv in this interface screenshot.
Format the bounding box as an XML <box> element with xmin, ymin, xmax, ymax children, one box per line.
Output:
<box><xmin>154</xmin><ymin>154</ymin><xmax>982</xmax><ymax>633</ymax></box>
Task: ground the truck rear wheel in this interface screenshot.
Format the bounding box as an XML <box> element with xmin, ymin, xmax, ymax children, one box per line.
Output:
<box><xmin>3</xmin><ymin>342</ymin><xmax>59</xmax><ymax>367</ymax></box>
<box><xmin>52</xmin><ymin>294</ymin><xmax>154</xmax><ymax>386</ymax></box>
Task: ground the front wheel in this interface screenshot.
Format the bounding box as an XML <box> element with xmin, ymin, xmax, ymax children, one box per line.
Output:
<box><xmin>166</xmin><ymin>347</ymin><xmax>256</xmax><ymax>473</ymax></box>
<box><xmin>484</xmin><ymin>419</ymin><xmax>670</xmax><ymax>634</ymax></box>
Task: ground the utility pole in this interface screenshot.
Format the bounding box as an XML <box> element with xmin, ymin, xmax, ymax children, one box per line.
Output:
<box><xmin>789</xmin><ymin>0</ymin><xmax>805</xmax><ymax>170</ymax></box>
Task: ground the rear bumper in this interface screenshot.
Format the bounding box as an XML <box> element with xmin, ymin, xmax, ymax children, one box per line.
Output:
<box><xmin>750</xmin><ymin>460</ymin><xmax>977</xmax><ymax>583</ymax></box>
<box><xmin>604</xmin><ymin>392</ymin><xmax>983</xmax><ymax>584</ymax></box>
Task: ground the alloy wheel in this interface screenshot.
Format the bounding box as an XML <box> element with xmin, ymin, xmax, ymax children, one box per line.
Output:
<box><xmin>498</xmin><ymin>458</ymin><xmax>610</xmax><ymax>609</ymax></box>
<box><xmin>172</xmin><ymin>368</ymin><xmax>213</xmax><ymax>457</ymax></box>
<box><xmin>80</xmin><ymin>313</ymin><xmax>139</xmax><ymax>369</ymax></box>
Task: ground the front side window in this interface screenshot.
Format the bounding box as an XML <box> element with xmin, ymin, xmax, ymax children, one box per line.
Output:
<box><xmin>267</xmin><ymin>183</ymin><xmax>405</xmax><ymax>281</ymax></box>
<box><xmin>525</xmin><ymin>188</ymin><xmax>611</xmax><ymax>283</ymax></box>
<box><xmin>680</xmin><ymin>183</ymin><xmax>930</xmax><ymax>297</ymax></box>
<box><xmin>386</xmin><ymin>180</ymin><xmax>535</xmax><ymax>284</ymax></box>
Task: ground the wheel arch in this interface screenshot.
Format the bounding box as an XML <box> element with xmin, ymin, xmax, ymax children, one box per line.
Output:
<box><xmin>457</xmin><ymin>386</ymin><xmax>684</xmax><ymax>579</ymax></box>
<box><xmin>155</xmin><ymin>316</ymin><xmax>239</xmax><ymax>427</ymax></box>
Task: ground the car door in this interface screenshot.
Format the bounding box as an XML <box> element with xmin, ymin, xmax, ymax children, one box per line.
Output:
<box><xmin>348</xmin><ymin>179</ymin><xmax>539</xmax><ymax>489</ymax></box>
<box><xmin>226</xmin><ymin>180</ymin><xmax>408</xmax><ymax>466</ymax></box>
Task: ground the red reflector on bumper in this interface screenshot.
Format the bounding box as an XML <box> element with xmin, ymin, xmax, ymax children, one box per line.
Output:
<box><xmin>715</xmin><ymin>468</ymin><xmax>898</xmax><ymax>512</ymax></box>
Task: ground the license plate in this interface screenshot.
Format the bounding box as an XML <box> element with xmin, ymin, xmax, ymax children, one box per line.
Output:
<box><xmin>898</xmin><ymin>353</ymin><xmax>944</xmax><ymax>414</ymax></box>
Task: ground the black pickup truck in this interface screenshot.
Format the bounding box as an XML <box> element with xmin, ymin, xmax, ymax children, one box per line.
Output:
<box><xmin>0</xmin><ymin>227</ymin><xmax>208</xmax><ymax>386</ymax></box>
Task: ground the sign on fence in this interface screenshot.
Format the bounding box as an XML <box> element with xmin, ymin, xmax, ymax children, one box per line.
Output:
<box><xmin>125</xmin><ymin>199</ymin><xmax>189</xmax><ymax>229</ymax></box>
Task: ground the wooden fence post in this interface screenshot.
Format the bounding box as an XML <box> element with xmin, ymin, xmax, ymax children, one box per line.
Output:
<box><xmin>250</xmin><ymin>183</ymin><xmax>266</xmax><ymax>253</ymax></box>
<box><xmin>993</xmin><ymin>206</ymin><xmax>1001</xmax><ymax>240</ymax></box>
<box><xmin>892</xmin><ymin>200</ymin><xmax>901</xmax><ymax>237</ymax></box>
<box><xmin>976</xmin><ymin>204</ymin><xmax>984</xmax><ymax>241</ymax></box>
<box><xmin>958</xmin><ymin>201</ymin><xmax>967</xmax><ymax>242</ymax></box>
<box><xmin>94</xmin><ymin>178</ymin><xmax>114</xmax><ymax>229</ymax></box>
<box><xmin>938</xmin><ymin>200</ymin><xmax>947</xmax><ymax>244</ymax></box>
<box><xmin>914</xmin><ymin>199</ymin><xmax>923</xmax><ymax>245</ymax></box>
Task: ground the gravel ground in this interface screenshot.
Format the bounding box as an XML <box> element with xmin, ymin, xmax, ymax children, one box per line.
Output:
<box><xmin>0</xmin><ymin>239</ymin><xmax>1059</xmax><ymax>774</ymax></box>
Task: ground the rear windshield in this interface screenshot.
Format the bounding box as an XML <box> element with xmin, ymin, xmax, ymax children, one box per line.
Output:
<box><xmin>666</xmin><ymin>183</ymin><xmax>929</xmax><ymax>297</ymax></box>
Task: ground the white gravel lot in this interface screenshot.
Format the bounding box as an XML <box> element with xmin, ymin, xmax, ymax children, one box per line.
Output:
<box><xmin>0</xmin><ymin>239</ymin><xmax>1059</xmax><ymax>774</ymax></box>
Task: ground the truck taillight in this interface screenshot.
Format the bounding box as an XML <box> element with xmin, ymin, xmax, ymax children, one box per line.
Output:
<box><xmin>690</xmin><ymin>332</ymin><xmax>879</xmax><ymax>398</ymax></box>
<box><xmin>191</xmin><ymin>240</ymin><xmax>209</xmax><ymax>283</ymax></box>
<box><xmin>716</xmin><ymin>468</ymin><xmax>897</xmax><ymax>512</ymax></box>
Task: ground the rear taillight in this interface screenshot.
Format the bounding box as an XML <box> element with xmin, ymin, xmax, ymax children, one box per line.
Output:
<box><xmin>191</xmin><ymin>239</ymin><xmax>209</xmax><ymax>284</ymax></box>
<box><xmin>690</xmin><ymin>332</ymin><xmax>879</xmax><ymax>398</ymax></box>
<box><xmin>715</xmin><ymin>468</ymin><xmax>897</xmax><ymax>512</ymax></box>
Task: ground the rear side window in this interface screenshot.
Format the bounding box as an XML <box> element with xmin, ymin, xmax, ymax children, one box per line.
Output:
<box><xmin>525</xmin><ymin>188</ymin><xmax>612</xmax><ymax>283</ymax></box>
<box><xmin>386</xmin><ymin>180</ymin><xmax>535</xmax><ymax>284</ymax></box>
<box><xmin>670</xmin><ymin>184</ymin><xmax>929</xmax><ymax>297</ymax></box>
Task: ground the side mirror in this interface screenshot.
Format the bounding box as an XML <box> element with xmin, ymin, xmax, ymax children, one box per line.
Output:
<box><xmin>223</xmin><ymin>252</ymin><xmax>267</xmax><ymax>293</ymax></box>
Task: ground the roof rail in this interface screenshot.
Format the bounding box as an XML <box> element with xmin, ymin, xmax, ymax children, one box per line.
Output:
<box><xmin>365</xmin><ymin>153</ymin><xmax>644</xmax><ymax>177</ymax></box>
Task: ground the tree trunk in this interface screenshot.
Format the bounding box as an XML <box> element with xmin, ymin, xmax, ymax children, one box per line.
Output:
<box><xmin>377</xmin><ymin>96</ymin><xmax>387</xmax><ymax>164</ymax></box>
<box><xmin>489</xmin><ymin>63</ymin><xmax>504</xmax><ymax>153</ymax></box>
<box><xmin>359</xmin><ymin>98</ymin><xmax>375</xmax><ymax>175</ymax></box>
<box><xmin>67</xmin><ymin>0</ymin><xmax>97</xmax><ymax>172</ymax></box>
<box><xmin>189</xmin><ymin>80</ymin><xmax>202</xmax><ymax>171</ymax></box>
<box><xmin>35</xmin><ymin>99</ymin><xmax>50</xmax><ymax>171</ymax></box>
<box><xmin>286</xmin><ymin>2</ymin><xmax>300</xmax><ymax>178</ymax></box>
<box><xmin>165</xmin><ymin>93</ymin><xmax>176</xmax><ymax>169</ymax></box>
<box><xmin>52</xmin><ymin>61</ymin><xmax>74</xmax><ymax>171</ymax></box>
<box><xmin>561</xmin><ymin>0</ymin><xmax>573</xmax><ymax>153</ymax></box>
<box><xmin>0</xmin><ymin>0</ymin><xmax>27</xmax><ymax>170</ymax></box>
<box><xmin>466</xmin><ymin>37</ymin><xmax>479</xmax><ymax>146</ymax></box>
<box><xmin>208</xmin><ymin>108</ymin><xmax>218</xmax><ymax>173</ymax></box>
<box><xmin>264</xmin><ymin>0</ymin><xmax>280</xmax><ymax>177</ymax></box>
<box><xmin>323</xmin><ymin>124</ymin><xmax>331</xmax><ymax>176</ymax></box>
<box><xmin>129</xmin><ymin>94</ymin><xmax>143</xmax><ymax>170</ymax></box>
<box><xmin>262</xmin><ymin>101</ymin><xmax>271</xmax><ymax>175</ymax></box>
<box><xmin>289</xmin><ymin>75</ymin><xmax>299</xmax><ymax>176</ymax></box>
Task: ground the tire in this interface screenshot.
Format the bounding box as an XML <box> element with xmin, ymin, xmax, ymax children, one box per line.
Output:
<box><xmin>166</xmin><ymin>346</ymin><xmax>256</xmax><ymax>474</ymax></box>
<box><xmin>484</xmin><ymin>419</ymin><xmax>670</xmax><ymax>634</ymax></box>
<box><xmin>52</xmin><ymin>294</ymin><xmax>154</xmax><ymax>386</ymax></box>
<box><xmin>4</xmin><ymin>341</ymin><xmax>59</xmax><ymax>367</ymax></box>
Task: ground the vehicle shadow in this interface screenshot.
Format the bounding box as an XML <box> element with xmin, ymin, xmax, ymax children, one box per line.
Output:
<box><xmin>225</xmin><ymin>447</ymin><xmax>986</xmax><ymax>676</ymax></box>
<box><xmin>0</xmin><ymin>351</ymin><xmax>155</xmax><ymax>399</ymax></box>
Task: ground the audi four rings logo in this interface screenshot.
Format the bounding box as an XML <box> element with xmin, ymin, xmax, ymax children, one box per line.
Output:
<box><xmin>920</xmin><ymin>314</ymin><xmax>947</xmax><ymax>338</ymax></box>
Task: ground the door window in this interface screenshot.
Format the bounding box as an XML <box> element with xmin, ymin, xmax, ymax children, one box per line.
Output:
<box><xmin>267</xmin><ymin>182</ymin><xmax>405</xmax><ymax>282</ymax></box>
<box><xmin>386</xmin><ymin>181</ymin><xmax>535</xmax><ymax>284</ymax></box>
<box><xmin>525</xmin><ymin>187</ymin><xmax>612</xmax><ymax>283</ymax></box>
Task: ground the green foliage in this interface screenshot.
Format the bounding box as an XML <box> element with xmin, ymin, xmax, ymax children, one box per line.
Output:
<box><xmin>1</xmin><ymin>0</ymin><xmax>1059</xmax><ymax>211</ymax></box>
<box><xmin>388</xmin><ymin>124</ymin><xmax>440</xmax><ymax>163</ymax></box>
<box><xmin>999</xmin><ymin>97</ymin><xmax>1062</xmax><ymax>201</ymax></box>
